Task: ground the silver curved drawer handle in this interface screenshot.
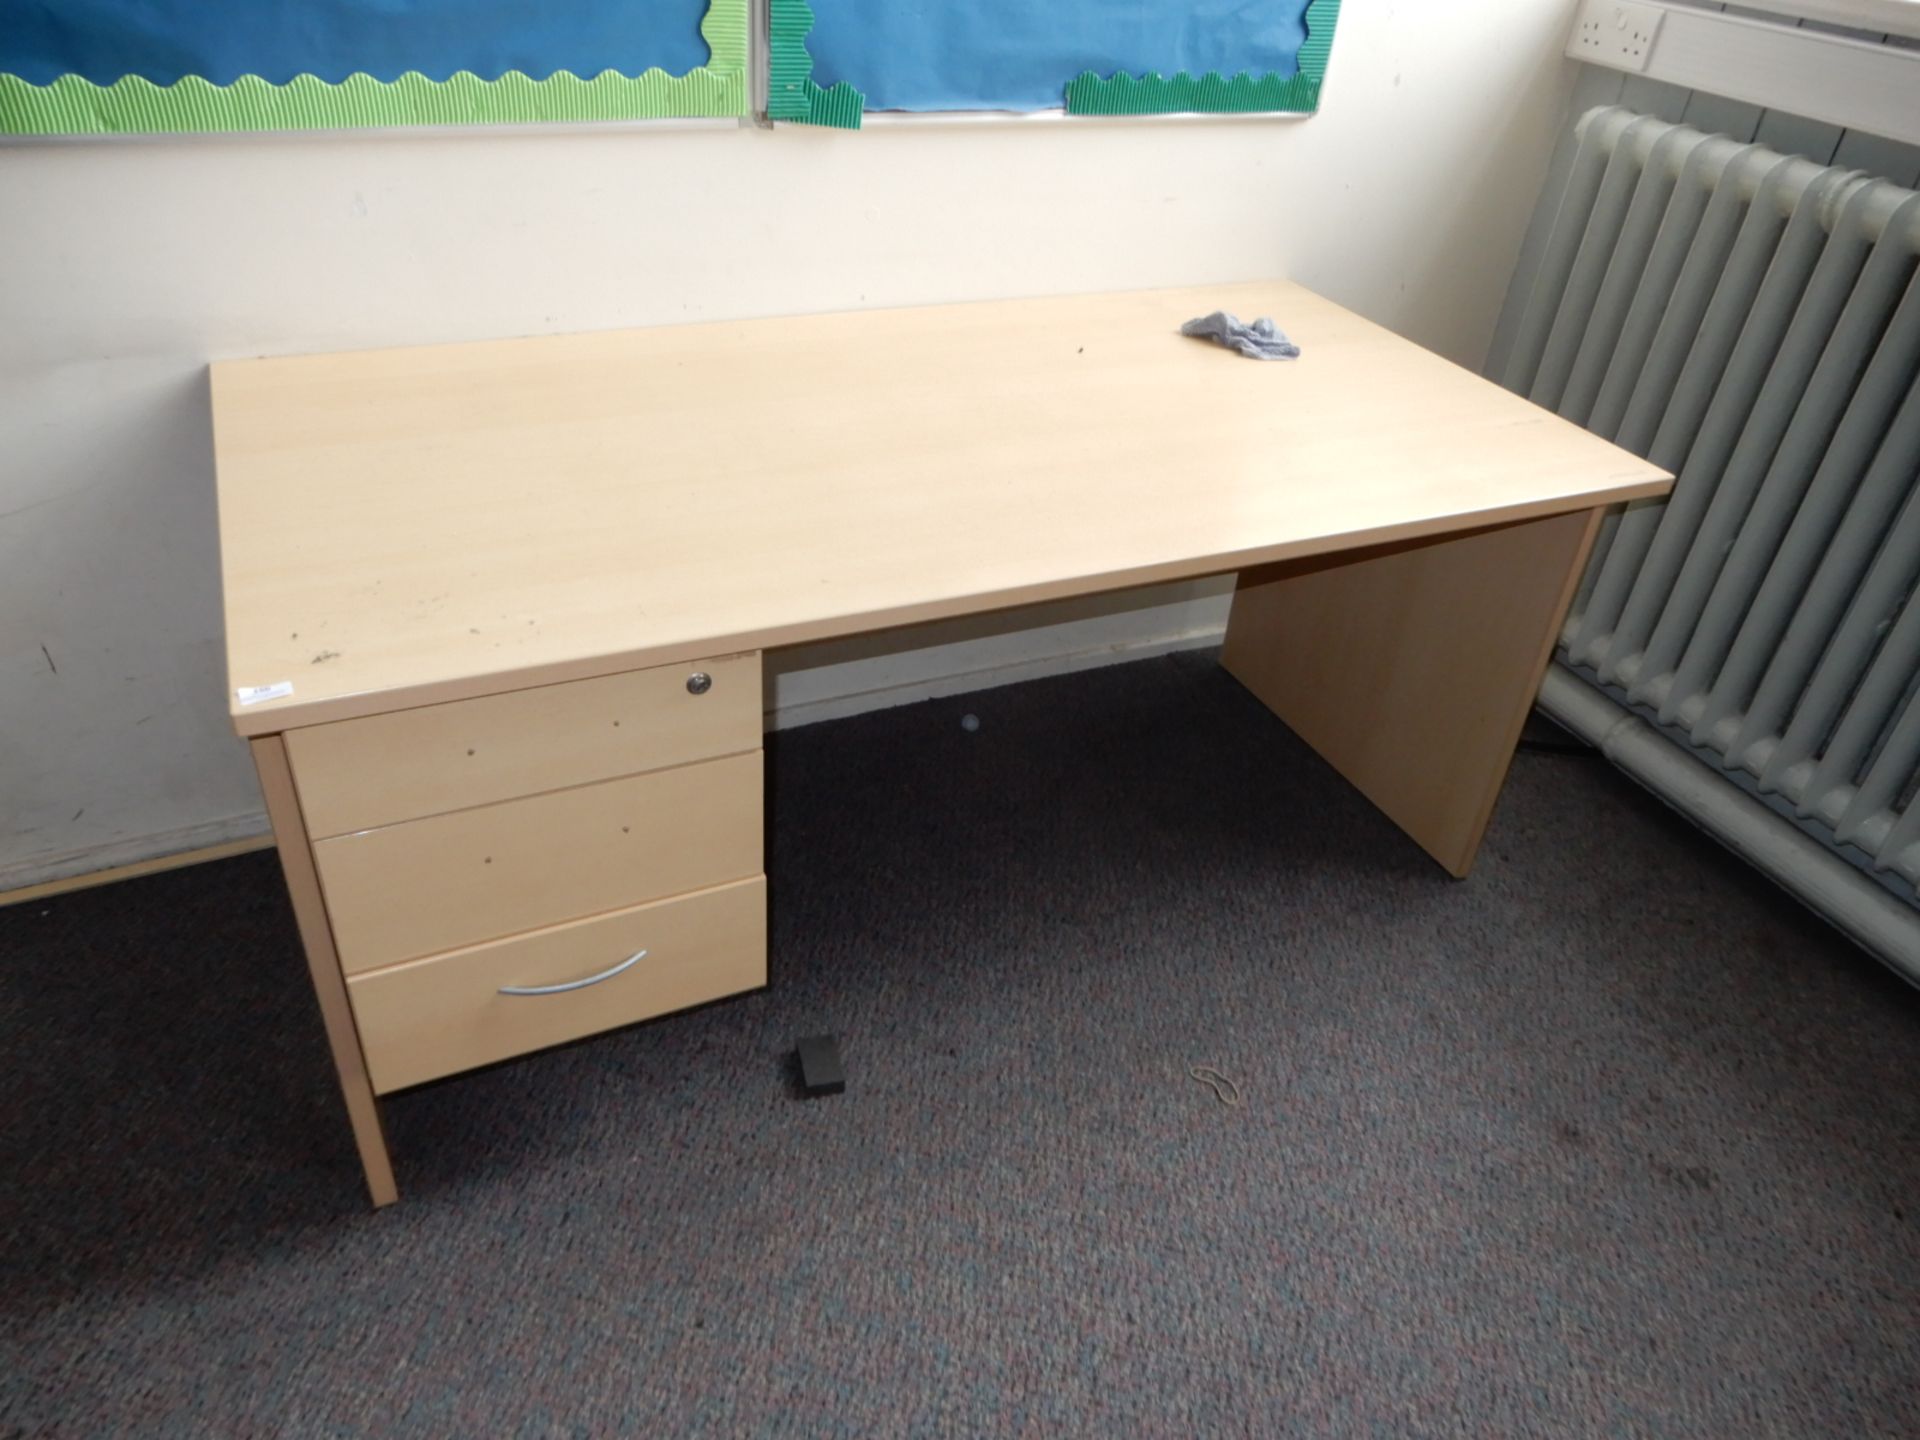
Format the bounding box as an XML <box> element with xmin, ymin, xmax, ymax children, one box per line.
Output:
<box><xmin>499</xmin><ymin>949</ymin><xmax>647</xmax><ymax>997</ymax></box>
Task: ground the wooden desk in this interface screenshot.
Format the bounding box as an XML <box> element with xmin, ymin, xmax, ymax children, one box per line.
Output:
<box><xmin>212</xmin><ymin>283</ymin><xmax>1669</xmax><ymax>1206</ymax></box>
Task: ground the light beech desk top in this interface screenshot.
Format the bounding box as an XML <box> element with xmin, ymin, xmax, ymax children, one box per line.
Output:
<box><xmin>212</xmin><ymin>282</ymin><xmax>1670</xmax><ymax>735</ymax></box>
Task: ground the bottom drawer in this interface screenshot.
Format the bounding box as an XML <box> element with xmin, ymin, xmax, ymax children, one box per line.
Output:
<box><xmin>348</xmin><ymin>876</ymin><xmax>766</xmax><ymax>1093</ymax></box>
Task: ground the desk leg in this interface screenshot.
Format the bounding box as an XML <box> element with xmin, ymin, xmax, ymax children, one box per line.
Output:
<box><xmin>1221</xmin><ymin>506</ymin><xmax>1603</xmax><ymax>878</ymax></box>
<box><xmin>251</xmin><ymin>735</ymin><xmax>399</xmax><ymax>1209</ymax></box>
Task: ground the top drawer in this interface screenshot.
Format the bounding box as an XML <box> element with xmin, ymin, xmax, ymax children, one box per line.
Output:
<box><xmin>285</xmin><ymin>652</ymin><xmax>759</xmax><ymax>838</ymax></box>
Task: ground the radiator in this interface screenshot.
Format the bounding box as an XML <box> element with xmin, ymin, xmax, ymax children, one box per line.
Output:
<box><xmin>1499</xmin><ymin>105</ymin><xmax>1920</xmax><ymax>977</ymax></box>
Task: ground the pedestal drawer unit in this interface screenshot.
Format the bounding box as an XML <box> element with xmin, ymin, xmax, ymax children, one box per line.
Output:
<box><xmin>259</xmin><ymin>651</ymin><xmax>769</xmax><ymax>1203</ymax></box>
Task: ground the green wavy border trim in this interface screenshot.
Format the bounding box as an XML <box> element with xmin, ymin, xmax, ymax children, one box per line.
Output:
<box><xmin>0</xmin><ymin>0</ymin><xmax>748</xmax><ymax>134</ymax></box>
<box><xmin>766</xmin><ymin>0</ymin><xmax>863</xmax><ymax>129</ymax></box>
<box><xmin>1066</xmin><ymin>0</ymin><xmax>1342</xmax><ymax>116</ymax></box>
<box><xmin>1066</xmin><ymin>69</ymin><xmax>1320</xmax><ymax>116</ymax></box>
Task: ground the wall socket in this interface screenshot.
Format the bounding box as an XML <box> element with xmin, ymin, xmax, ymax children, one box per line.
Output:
<box><xmin>1570</xmin><ymin>0</ymin><xmax>1665</xmax><ymax>73</ymax></box>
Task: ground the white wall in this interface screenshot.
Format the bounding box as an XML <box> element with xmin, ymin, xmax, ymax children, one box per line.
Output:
<box><xmin>0</xmin><ymin>0</ymin><xmax>1583</xmax><ymax>889</ymax></box>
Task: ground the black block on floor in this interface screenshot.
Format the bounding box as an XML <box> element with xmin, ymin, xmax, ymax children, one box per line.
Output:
<box><xmin>796</xmin><ymin>1034</ymin><xmax>845</xmax><ymax>1096</ymax></box>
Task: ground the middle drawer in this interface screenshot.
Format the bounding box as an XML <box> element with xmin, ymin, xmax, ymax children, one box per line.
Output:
<box><xmin>314</xmin><ymin>749</ymin><xmax>763</xmax><ymax>974</ymax></box>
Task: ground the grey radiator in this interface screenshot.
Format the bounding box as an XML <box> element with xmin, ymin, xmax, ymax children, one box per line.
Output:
<box><xmin>1499</xmin><ymin>105</ymin><xmax>1920</xmax><ymax>977</ymax></box>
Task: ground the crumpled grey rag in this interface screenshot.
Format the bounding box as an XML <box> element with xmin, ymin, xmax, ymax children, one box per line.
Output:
<box><xmin>1180</xmin><ymin>311</ymin><xmax>1300</xmax><ymax>360</ymax></box>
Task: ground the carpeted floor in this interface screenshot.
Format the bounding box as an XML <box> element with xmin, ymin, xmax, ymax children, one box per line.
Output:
<box><xmin>3</xmin><ymin>651</ymin><xmax>1917</xmax><ymax>1438</ymax></box>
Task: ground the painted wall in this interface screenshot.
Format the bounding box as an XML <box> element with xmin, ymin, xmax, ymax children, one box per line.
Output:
<box><xmin>0</xmin><ymin>0</ymin><xmax>1584</xmax><ymax>889</ymax></box>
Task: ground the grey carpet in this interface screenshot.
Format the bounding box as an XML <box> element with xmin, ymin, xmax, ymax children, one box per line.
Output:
<box><xmin>3</xmin><ymin>651</ymin><xmax>1917</xmax><ymax>1438</ymax></box>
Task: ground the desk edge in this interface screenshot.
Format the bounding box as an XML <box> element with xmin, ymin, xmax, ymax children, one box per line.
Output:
<box><xmin>228</xmin><ymin>478</ymin><xmax>1669</xmax><ymax>737</ymax></box>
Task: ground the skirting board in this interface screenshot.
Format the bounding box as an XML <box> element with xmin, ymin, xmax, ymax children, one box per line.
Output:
<box><xmin>0</xmin><ymin>819</ymin><xmax>275</xmax><ymax>907</ymax></box>
<box><xmin>1</xmin><ymin>593</ymin><xmax>1231</xmax><ymax>903</ymax></box>
<box><xmin>766</xmin><ymin>620</ymin><xmax>1224</xmax><ymax>729</ymax></box>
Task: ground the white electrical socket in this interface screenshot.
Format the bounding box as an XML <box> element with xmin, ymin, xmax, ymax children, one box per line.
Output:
<box><xmin>1569</xmin><ymin>0</ymin><xmax>1665</xmax><ymax>73</ymax></box>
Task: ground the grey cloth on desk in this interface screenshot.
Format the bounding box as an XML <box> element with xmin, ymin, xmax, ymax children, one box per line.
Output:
<box><xmin>1180</xmin><ymin>311</ymin><xmax>1301</xmax><ymax>361</ymax></box>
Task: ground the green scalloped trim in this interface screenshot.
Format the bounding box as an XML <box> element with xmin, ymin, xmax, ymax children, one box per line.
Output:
<box><xmin>1066</xmin><ymin>0</ymin><xmax>1342</xmax><ymax>116</ymax></box>
<box><xmin>766</xmin><ymin>0</ymin><xmax>863</xmax><ymax>129</ymax></box>
<box><xmin>1066</xmin><ymin>69</ymin><xmax>1319</xmax><ymax>116</ymax></box>
<box><xmin>0</xmin><ymin>0</ymin><xmax>748</xmax><ymax>134</ymax></box>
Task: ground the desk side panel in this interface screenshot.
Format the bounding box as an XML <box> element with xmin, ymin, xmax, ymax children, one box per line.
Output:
<box><xmin>1221</xmin><ymin>507</ymin><xmax>1603</xmax><ymax>877</ymax></box>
